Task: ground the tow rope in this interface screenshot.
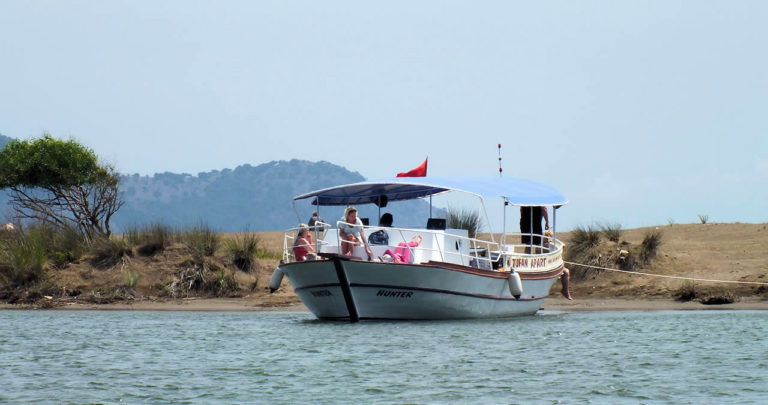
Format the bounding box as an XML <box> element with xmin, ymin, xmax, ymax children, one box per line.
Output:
<box><xmin>564</xmin><ymin>261</ymin><xmax>768</xmax><ymax>286</ymax></box>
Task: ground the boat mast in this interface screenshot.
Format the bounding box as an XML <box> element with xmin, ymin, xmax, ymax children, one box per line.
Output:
<box><xmin>499</xmin><ymin>143</ymin><xmax>507</xmax><ymax>247</ymax></box>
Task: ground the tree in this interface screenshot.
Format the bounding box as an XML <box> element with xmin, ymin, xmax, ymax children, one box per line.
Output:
<box><xmin>0</xmin><ymin>134</ymin><xmax>124</xmax><ymax>240</ymax></box>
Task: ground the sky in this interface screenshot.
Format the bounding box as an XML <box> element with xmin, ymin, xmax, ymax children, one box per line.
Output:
<box><xmin>1</xmin><ymin>0</ymin><xmax>767</xmax><ymax>231</ymax></box>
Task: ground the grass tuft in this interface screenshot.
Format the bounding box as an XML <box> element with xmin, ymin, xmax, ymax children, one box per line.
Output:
<box><xmin>225</xmin><ymin>232</ymin><xmax>260</xmax><ymax>272</ymax></box>
<box><xmin>181</xmin><ymin>223</ymin><xmax>220</xmax><ymax>259</ymax></box>
<box><xmin>163</xmin><ymin>261</ymin><xmax>240</xmax><ymax>298</ymax></box>
<box><xmin>126</xmin><ymin>223</ymin><xmax>175</xmax><ymax>256</ymax></box>
<box><xmin>446</xmin><ymin>207</ymin><xmax>482</xmax><ymax>239</ymax></box>
<box><xmin>700</xmin><ymin>292</ymin><xmax>735</xmax><ymax>305</ymax></box>
<box><xmin>565</xmin><ymin>225</ymin><xmax>603</xmax><ymax>280</ymax></box>
<box><xmin>0</xmin><ymin>228</ymin><xmax>48</xmax><ymax>290</ymax></box>
<box><xmin>697</xmin><ymin>214</ymin><xmax>709</xmax><ymax>224</ymax></box>
<box><xmin>675</xmin><ymin>281</ymin><xmax>698</xmax><ymax>302</ymax></box>
<box><xmin>599</xmin><ymin>222</ymin><xmax>623</xmax><ymax>242</ymax></box>
<box><xmin>89</xmin><ymin>236</ymin><xmax>132</xmax><ymax>269</ymax></box>
<box><xmin>638</xmin><ymin>229</ymin><xmax>663</xmax><ymax>265</ymax></box>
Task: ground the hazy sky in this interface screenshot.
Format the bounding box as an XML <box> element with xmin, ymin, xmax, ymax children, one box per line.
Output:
<box><xmin>2</xmin><ymin>1</ymin><xmax>766</xmax><ymax>230</ymax></box>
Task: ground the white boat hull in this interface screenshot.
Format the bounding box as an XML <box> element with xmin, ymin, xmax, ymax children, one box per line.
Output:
<box><xmin>279</xmin><ymin>255</ymin><xmax>563</xmax><ymax>321</ymax></box>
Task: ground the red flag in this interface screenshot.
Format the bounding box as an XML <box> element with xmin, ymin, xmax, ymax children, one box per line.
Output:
<box><xmin>396</xmin><ymin>158</ymin><xmax>428</xmax><ymax>177</ymax></box>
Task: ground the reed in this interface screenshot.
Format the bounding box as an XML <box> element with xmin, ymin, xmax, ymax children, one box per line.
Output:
<box><xmin>181</xmin><ymin>222</ymin><xmax>220</xmax><ymax>259</ymax></box>
<box><xmin>639</xmin><ymin>229</ymin><xmax>663</xmax><ymax>265</ymax></box>
<box><xmin>566</xmin><ymin>225</ymin><xmax>603</xmax><ymax>280</ymax></box>
<box><xmin>225</xmin><ymin>231</ymin><xmax>261</xmax><ymax>272</ymax></box>
<box><xmin>0</xmin><ymin>227</ymin><xmax>48</xmax><ymax>289</ymax></box>
<box><xmin>126</xmin><ymin>223</ymin><xmax>175</xmax><ymax>256</ymax></box>
<box><xmin>88</xmin><ymin>236</ymin><xmax>131</xmax><ymax>269</ymax></box>
<box><xmin>446</xmin><ymin>207</ymin><xmax>482</xmax><ymax>239</ymax></box>
<box><xmin>675</xmin><ymin>281</ymin><xmax>697</xmax><ymax>302</ymax></box>
<box><xmin>599</xmin><ymin>222</ymin><xmax>623</xmax><ymax>242</ymax></box>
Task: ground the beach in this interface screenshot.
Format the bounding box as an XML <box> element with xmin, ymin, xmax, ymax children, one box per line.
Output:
<box><xmin>12</xmin><ymin>296</ymin><xmax>765</xmax><ymax>312</ymax></box>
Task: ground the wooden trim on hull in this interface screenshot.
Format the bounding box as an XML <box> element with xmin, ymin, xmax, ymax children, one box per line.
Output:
<box><xmin>519</xmin><ymin>266</ymin><xmax>565</xmax><ymax>280</ymax></box>
<box><xmin>419</xmin><ymin>260</ymin><xmax>565</xmax><ymax>281</ymax></box>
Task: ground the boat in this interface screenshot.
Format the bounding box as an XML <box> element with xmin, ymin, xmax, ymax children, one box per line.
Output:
<box><xmin>270</xmin><ymin>176</ymin><xmax>568</xmax><ymax>321</ymax></box>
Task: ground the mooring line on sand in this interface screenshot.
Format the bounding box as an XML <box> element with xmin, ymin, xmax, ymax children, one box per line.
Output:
<box><xmin>564</xmin><ymin>261</ymin><xmax>768</xmax><ymax>286</ymax></box>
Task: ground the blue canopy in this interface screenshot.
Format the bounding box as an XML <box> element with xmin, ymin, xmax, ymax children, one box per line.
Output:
<box><xmin>293</xmin><ymin>176</ymin><xmax>568</xmax><ymax>207</ymax></box>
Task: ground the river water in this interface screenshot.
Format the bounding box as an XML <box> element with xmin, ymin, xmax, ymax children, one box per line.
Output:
<box><xmin>1</xmin><ymin>309</ymin><xmax>766</xmax><ymax>404</ymax></box>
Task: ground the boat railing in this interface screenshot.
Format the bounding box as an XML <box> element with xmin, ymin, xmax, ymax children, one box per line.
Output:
<box><xmin>282</xmin><ymin>222</ymin><xmax>332</xmax><ymax>263</ymax></box>
<box><xmin>498</xmin><ymin>232</ymin><xmax>563</xmax><ymax>255</ymax></box>
<box><xmin>283</xmin><ymin>222</ymin><xmax>563</xmax><ymax>271</ymax></box>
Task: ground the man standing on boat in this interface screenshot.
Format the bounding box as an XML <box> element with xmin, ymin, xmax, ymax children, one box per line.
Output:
<box><xmin>520</xmin><ymin>206</ymin><xmax>549</xmax><ymax>254</ymax></box>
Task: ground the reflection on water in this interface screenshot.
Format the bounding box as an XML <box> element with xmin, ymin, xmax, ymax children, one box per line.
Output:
<box><xmin>1</xmin><ymin>310</ymin><xmax>766</xmax><ymax>403</ymax></box>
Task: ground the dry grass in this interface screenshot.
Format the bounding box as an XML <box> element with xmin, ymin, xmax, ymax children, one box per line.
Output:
<box><xmin>4</xmin><ymin>223</ymin><xmax>768</xmax><ymax>307</ymax></box>
<box><xmin>560</xmin><ymin>223</ymin><xmax>768</xmax><ymax>300</ymax></box>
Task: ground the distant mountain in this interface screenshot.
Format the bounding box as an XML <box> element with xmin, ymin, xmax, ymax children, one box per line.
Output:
<box><xmin>0</xmin><ymin>133</ymin><xmax>12</xmax><ymax>149</ymax></box>
<box><xmin>0</xmin><ymin>139</ymin><xmax>440</xmax><ymax>231</ymax></box>
<box><xmin>0</xmin><ymin>134</ymin><xmax>13</xmax><ymax>217</ymax></box>
<box><xmin>114</xmin><ymin>160</ymin><xmax>440</xmax><ymax>232</ymax></box>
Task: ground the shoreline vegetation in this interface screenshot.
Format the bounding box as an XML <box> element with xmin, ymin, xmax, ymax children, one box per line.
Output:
<box><xmin>1</xmin><ymin>222</ymin><xmax>767</xmax><ymax>312</ymax></box>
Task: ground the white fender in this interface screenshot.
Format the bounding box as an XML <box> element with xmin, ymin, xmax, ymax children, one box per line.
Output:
<box><xmin>507</xmin><ymin>270</ymin><xmax>523</xmax><ymax>300</ymax></box>
<box><xmin>269</xmin><ymin>267</ymin><xmax>285</xmax><ymax>293</ymax></box>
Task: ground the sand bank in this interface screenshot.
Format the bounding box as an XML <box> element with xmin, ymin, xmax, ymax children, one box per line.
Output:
<box><xmin>4</xmin><ymin>297</ymin><xmax>766</xmax><ymax>312</ymax></box>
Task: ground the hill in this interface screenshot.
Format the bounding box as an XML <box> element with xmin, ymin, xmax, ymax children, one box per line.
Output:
<box><xmin>0</xmin><ymin>133</ymin><xmax>11</xmax><ymax>149</ymax></box>
<box><xmin>0</xmin><ymin>134</ymin><xmax>13</xmax><ymax>215</ymax></box>
<box><xmin>113</xmin><ymin>159</ymin><xmax>440</xmax><ymax>232</ymax></box>
<box><xmin>0</xmin><ymin>150</ymin><xmax>440</xmax><ymax>231</ymax></box>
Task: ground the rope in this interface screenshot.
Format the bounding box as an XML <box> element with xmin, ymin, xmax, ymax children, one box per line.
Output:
<box><xmin>564</xmin><ymin>261</ymin><xmax>768</xmax><ymax>286</ymax></box>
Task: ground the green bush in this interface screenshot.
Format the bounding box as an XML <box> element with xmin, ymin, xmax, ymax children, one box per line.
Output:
<box><xmin>123</xmin><ymin>267</ymin><xmax>140</xmax><ymax>288</ymax></box>
<box><xmin>225</xmin><ymin>232</ymin><xmax>260</xmax><ymax>272</ymax></box>
<box><xmin>0</xmin><ymin>228</ymin><xmax>48</xmax><ymax>289</ymax></box>
<box><xmin>698</xmin><ymin>214</ymin><xmax>709</xmax><ymax>224</ymax></box>
<box><xmin>446</xmin><ymin>207</ymin><xmax>482</xmax><ymax>239</ymax></box>
<box><xmin>46</xmin><ymin>225</ymin><xmax>85</xmax><ymax>268</ymax></box>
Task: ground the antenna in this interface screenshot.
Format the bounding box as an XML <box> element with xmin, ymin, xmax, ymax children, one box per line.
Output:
<box><xmin>497</xmin><ymin>143</ymin><xmax>503</xmax><ymax>177</ymax></box>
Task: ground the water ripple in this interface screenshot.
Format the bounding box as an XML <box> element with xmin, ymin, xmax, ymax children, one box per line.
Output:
<box><xmin>1</xmin><ymin>310</ymin><xmax>767</xmax><ymax>403</ymax></box>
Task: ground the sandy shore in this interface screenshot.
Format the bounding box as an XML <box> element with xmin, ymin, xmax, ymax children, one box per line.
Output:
<box><xmin>5</xmin><ymin>296</ymin><xmax>766</xmax><ymax>312</ymax></box>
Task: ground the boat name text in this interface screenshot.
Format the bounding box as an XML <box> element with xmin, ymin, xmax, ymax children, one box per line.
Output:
<box><xmin>377</xmin><ymin>289</ymin><xmax>413</xmax><ymax>298</ymax></box>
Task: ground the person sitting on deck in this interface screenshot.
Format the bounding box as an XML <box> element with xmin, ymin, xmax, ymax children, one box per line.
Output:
<box><xmin>338</xmin><ymin>206</ymin><xmax>372</xmax><ymax>260</ymax></box>
<box><xmin>293</xmin><ymin>224</ymin><xmax>316</xmax><ymax>262</ymax></box>
<box><xmin>381</xmin><ymin>235</ymin><xmax>422</xmax><ymax>264</ymax></box>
